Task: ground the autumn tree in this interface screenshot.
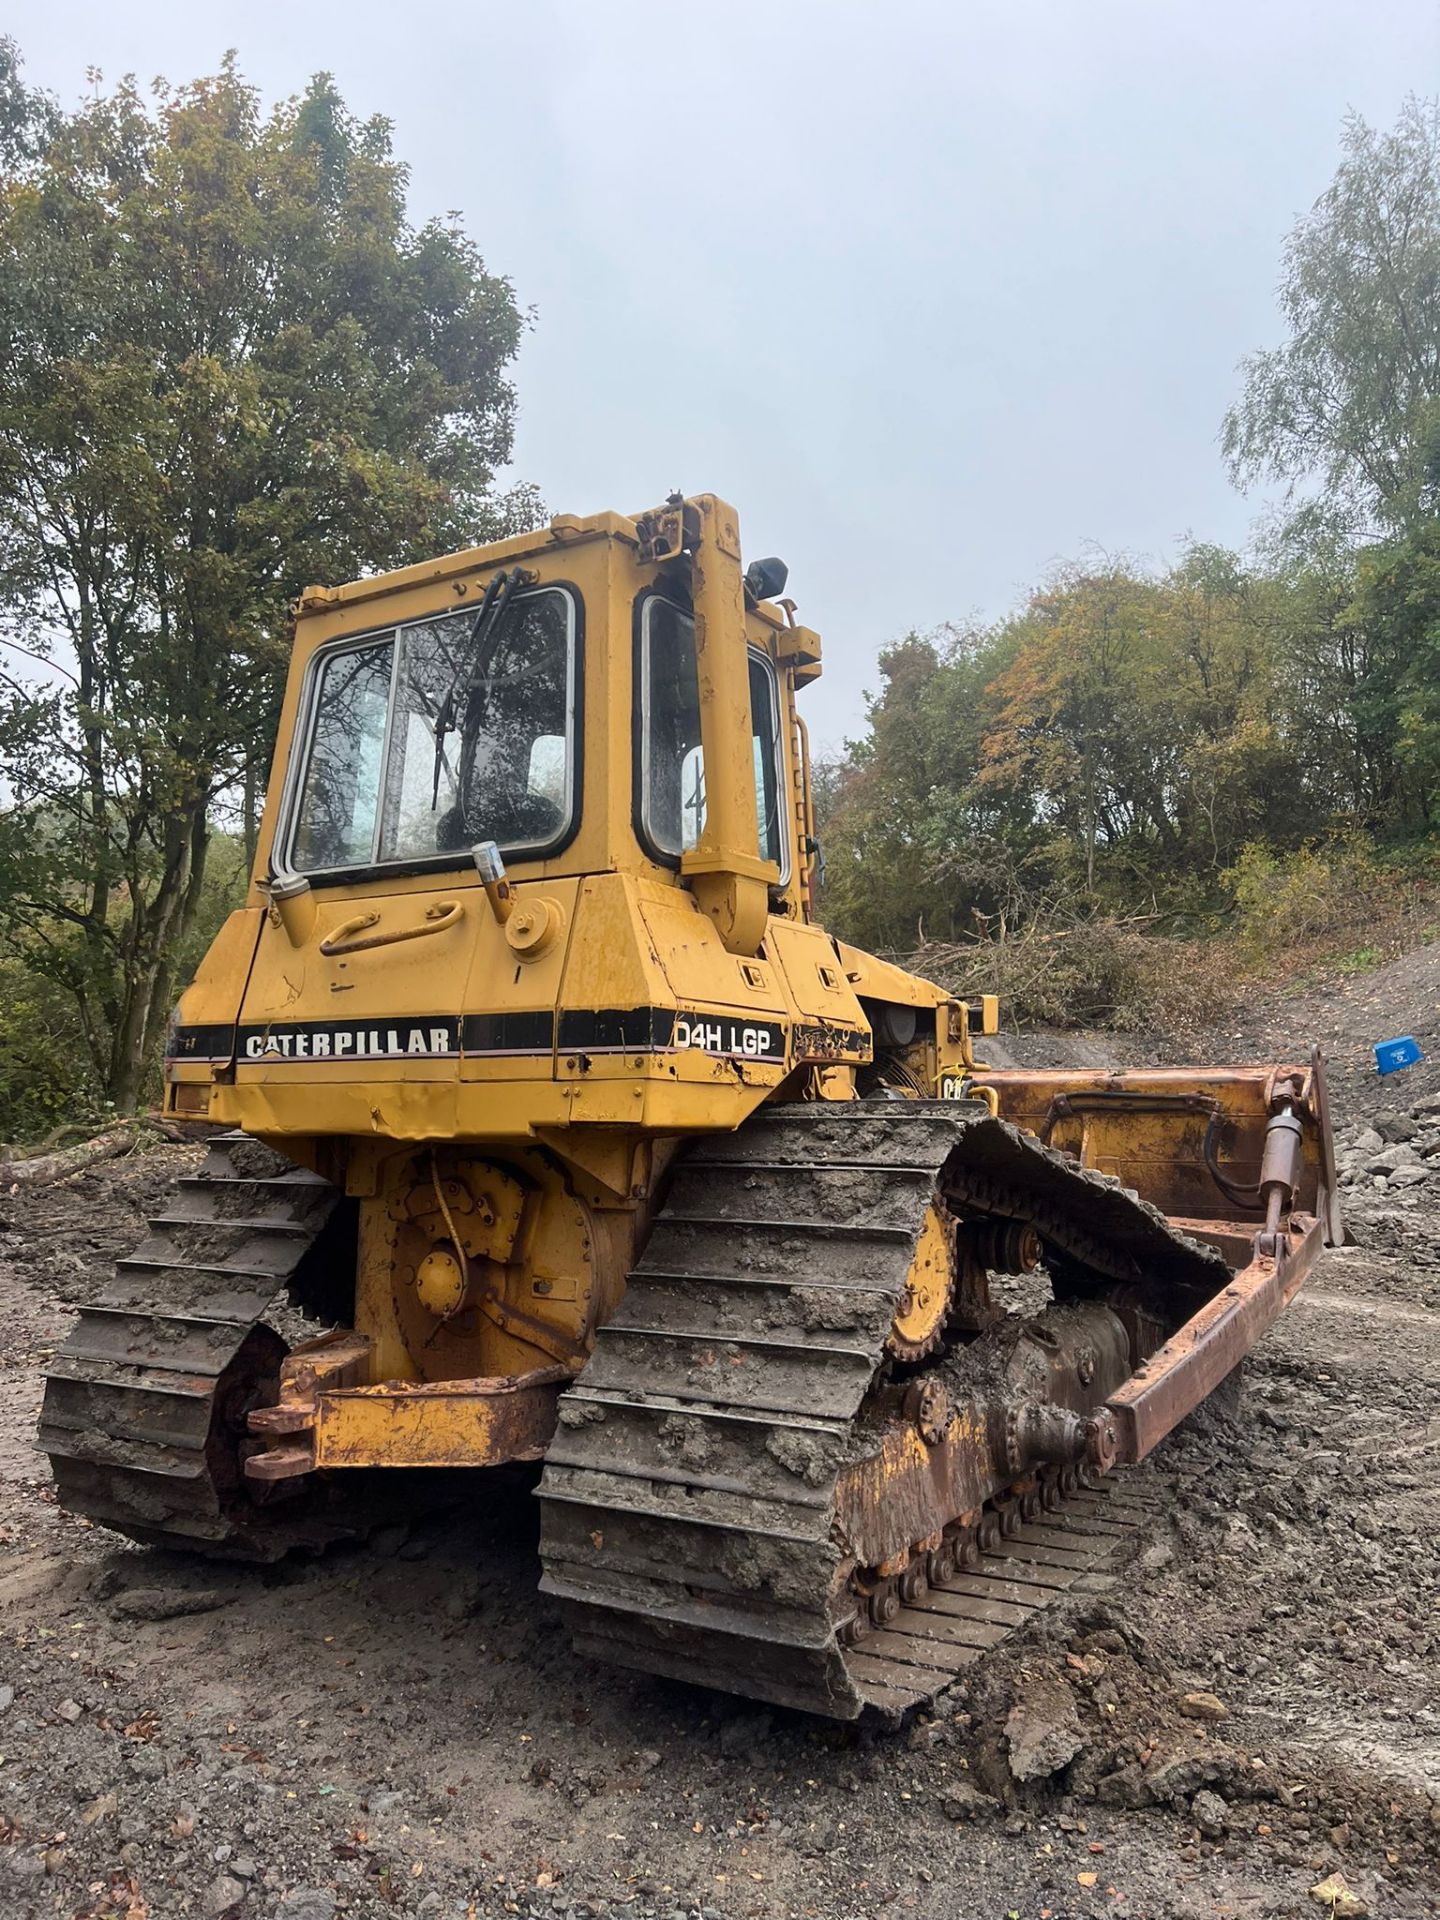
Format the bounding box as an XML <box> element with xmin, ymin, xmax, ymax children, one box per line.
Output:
<box><xmin>978</xmin><ymin>564</ymin><xmax>1168</xmax><ymax>894</ymax></box>
<box><xmin>977</xmin><ymin>554</ymin><xmax>1303</xmax><ymax>901</ymax></box>
<box><xmin>819</xmin><ymin>551</ymin><xmax>1317</xmax><ymax>950</ymax></box>
<box><xmin>0</xmin><ymin>47</ymin><xmax>537</xmax><ymax>1114</ymax></box>
<box><xmin>815</xmin><ymin>623</ymin><xmax>1030</xmax><ymax>951</ymax></box>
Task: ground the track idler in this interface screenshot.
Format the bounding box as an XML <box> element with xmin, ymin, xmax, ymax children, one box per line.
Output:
<box><xmin>838</xmin><ymin>1301</ymin><xmax>1134</xmax><ymax>1574</ymax></box>
<box><xmin>981</xmin><ymin>1302</ymin><xmax>1131</xmax><ymax>1477</ymax></box>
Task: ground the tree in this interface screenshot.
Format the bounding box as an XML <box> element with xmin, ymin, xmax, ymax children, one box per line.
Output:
<box><xmin>818</xmin><ymin>546</ymin><xmax>1319</xmax><ymax>956</ymax></box>
<box><xmin>1158</xmin><ymin>543</ymin><xmax>1302</xmax><ymax>870</ymax></box>
<box><xmin>817</xmin><ymin>634</ymin><xmax>954</xmax><ymax>950</ymax></box>
<box><xmin>1344</xmin><ymin>521</ymin><xmax>1440</xmax><ymax>827</ymax></box>
<box><xmin>0</xmin><ymin>47</ymin><xmax>538</xmax><ymax>1113</ymax></box>
<box><xmin>978</xmin><ymin>563</ymin><xmax>1187</xmax><ymax>895</ymax></box>
<box><xmin>1223</xmin><ymin>98</ymin><xmax>1440</xmax><ymax>535</ymax></box>
<box><xmin>814</xmin><ymin>624</ymin><xmax>1029</xmax><ymax>952</ymax></box>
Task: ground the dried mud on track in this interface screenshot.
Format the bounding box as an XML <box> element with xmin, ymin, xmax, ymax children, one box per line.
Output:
<box><xmin>3</xmin><ymin>950</ymin><xmax>1440</xmax><ymax>1919</ymax></box>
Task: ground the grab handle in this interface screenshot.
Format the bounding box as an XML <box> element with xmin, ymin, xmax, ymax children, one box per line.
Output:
<box><xmin>320</xmin><ymin>900</ymin><xmax>464</xmax><ymax>958</ymax></box>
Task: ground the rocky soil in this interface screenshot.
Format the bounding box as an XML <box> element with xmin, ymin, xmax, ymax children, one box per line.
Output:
<box><xmin>1</xmin><ymin>945</ymin><xmax>1439</xmax><ymax>1920</ymax></box>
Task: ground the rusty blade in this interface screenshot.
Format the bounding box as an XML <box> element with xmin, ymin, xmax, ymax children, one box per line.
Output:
<box><xmin>1105</xmin><ymin>1213</ymin><xmax>1323</xmax><ymax>1463</ymax></box>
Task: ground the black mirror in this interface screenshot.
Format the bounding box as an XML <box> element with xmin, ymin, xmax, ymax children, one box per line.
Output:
<box><xmin>744</xmin><ymin>556</ymin><xmax>789</xmax><ymax>601</ymax></box>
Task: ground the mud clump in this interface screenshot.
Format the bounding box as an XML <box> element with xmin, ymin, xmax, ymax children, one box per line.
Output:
<box><xmin>764</xmin><ymin>1426</ymin><xmax>835</xmax><ymax>1487</ymax></box>
<box><xmin>108</xmin><ymin>1587</ymin><xmax>233</xmax><ymax>1622</ymax></box>
<box><xmin>1003</xmin><ymin>1669</ymin><xmax>1085</xmax><ymax>1781</ymax></box>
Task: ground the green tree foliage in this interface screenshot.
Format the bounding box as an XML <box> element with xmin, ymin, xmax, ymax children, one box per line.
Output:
<box><xmin>1222</xmin><ymin>97</ymin><xmax>1440</xmax><ymax>535</ymax></box>
<box><xmin>976</xmin><ymin>557</ymin><xmax>1293</xmax><ymax>894</ymax></box>
<box><xmin>816</xmin><ymin>630</ymin><xmax>1014</xmax><ymax>951</ymax></box>
<box><xmin>1221</xmin><ymin>94</ymin><xmax>1440</xmax><ymax>836</ymax></box>
<box><xmin>1345</xmin><ymin>521</ymin><xmax>1440</xmax><ymax>824</ymax></box>
<box><xmin>0</xmin><ymin>46</ymin><xmax>538</xmax><ymax>1120</ymax></box>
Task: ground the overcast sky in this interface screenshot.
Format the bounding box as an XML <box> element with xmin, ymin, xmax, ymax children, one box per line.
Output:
<box><xmin>11</xmin><ymin>1</ymin><xmax>1440</xmax><ymax>749</ymax></box>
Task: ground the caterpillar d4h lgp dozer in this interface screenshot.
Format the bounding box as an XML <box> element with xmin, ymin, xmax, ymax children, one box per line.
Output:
<box><xmin>40</xmin><ymin>494</ymin><xmax>1341</xmax><ymax>1720</ymax></box>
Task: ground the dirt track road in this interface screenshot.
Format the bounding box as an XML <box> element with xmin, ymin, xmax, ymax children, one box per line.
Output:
<box><xmin>2</xmin><ymin>949</ymin><xmax>1439</xmax><ymax>1920</ymax></box>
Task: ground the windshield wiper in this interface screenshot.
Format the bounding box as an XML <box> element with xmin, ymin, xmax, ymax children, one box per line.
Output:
<box><xmin>430</xmin><ymin>564</ymin><xmax>535</xmax><ymax>809</ymax></box>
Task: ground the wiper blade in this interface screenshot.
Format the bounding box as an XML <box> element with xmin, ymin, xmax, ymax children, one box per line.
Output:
<box><xmin>431</xmin><ymin>564</ymin><xmax>535</xmax><ymax>809</ymax></box>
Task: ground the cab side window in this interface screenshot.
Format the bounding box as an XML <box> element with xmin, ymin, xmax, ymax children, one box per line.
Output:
<box><xmin>638</xmin><ymin>597</ymin><xmax>787</xmax><ymax>876</ymax></box>
<box><xmin>291</xmin><ymin>641</ymin><xmax>393</xmax><ymax>871</ymax></box>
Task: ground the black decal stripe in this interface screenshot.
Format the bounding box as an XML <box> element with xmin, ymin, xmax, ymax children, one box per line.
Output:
<box><xmin>558</xmin><ymin>1008</ymin><xmax>675</xmax><ymax>1053</ymax></box>
<box><xmin>166</xmin><ymin>1023</ymin><xmax>237</xmax><ymax>1062</ymax></box>
<box><xmin>174</xmin><ymin>1009</ymin><xmax>862</xmax><ymax>1065</ymax></box>
<box><xmin>235</xmin><ymin>1017</ymin><xmax>462</xmax><ymax>1060</ymax></box>
<box><xmin>462</xmin><ymin>1012</ymin><xmax>555</xmax><ymax>1054</ymax></box>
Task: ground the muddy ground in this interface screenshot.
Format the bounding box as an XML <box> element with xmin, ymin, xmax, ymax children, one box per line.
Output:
<box><xmin>1</xmin><ymin>947</ymin><xmax>1438</xmax><ymax>1920</ymax></box>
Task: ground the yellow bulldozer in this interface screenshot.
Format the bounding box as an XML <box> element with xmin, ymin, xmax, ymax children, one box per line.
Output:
<box><xmin>40</xmin><ymin>494</ymin><xmax>1340</xmax><ymax>1719</ymax></box>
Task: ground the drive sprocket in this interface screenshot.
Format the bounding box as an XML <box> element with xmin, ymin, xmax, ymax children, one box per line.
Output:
<box><xmin>886</xmin><ymin>1199</ymin><xmax>957</xmax><ymax>1363</ymax></box>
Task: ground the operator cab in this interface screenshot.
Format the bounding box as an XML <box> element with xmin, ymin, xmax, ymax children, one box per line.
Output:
<box><xmin>279</xmin><ymin>566</ymin><xmax>791</xmax><ymax>891</ymax></box>
<box><xmin>165</xmin><ymin>495</ymin><xmax>868</xmax><ymax>1141</ymax></box>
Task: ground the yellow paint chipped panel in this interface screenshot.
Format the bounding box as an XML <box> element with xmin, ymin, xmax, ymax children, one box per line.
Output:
<box><xmin>312</xmin><ymin>1375</ymin><xmax>561</xmax><ymax>1467</ymax></box>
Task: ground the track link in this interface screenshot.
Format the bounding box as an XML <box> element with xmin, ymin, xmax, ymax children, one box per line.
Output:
<box><xmin>538</xmin><ymin>1102</ymin><xmax>1219</xmax><ymax>1719</ymax></box>
<box><xmin>38</xmin><ymin>1132</ymin><xmax>342</xmax><ymax>1558</ymax></box>
<box><xmin>838</xmin><ymin>1478</ymin><xmax>1162</xmax><ymax>1715</ymax></box>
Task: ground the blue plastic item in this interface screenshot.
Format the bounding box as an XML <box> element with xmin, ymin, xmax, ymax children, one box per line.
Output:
<box><xmin>1375</xmin><ymin>1036</ymin><xmax>1424</xmax><ymax>1075</ymax></box>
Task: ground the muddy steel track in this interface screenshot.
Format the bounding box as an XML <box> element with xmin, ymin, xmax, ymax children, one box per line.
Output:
<box><xmin>37</xmin><ymin>1104</ymin><xmax>1228</xmax><ymax>1720</ymax></box>
<box><xmin>538</xmin><ymin>1102</ymin><xmax>1224</xmax><ymax>1720</ymax></box>
<box><xmin>37</xmin><ymin>1131</ymin><xmax>339</xmax><ymax>1557</ymax></box>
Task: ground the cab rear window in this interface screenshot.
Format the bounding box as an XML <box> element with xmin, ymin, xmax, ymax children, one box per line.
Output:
<box><xmin>288</xmin><ymin>587</ymin><xmax>577</xmax><ymax>875</ymax></box>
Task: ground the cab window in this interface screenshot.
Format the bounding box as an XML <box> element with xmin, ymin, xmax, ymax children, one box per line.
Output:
<box><xmin>638</xmin><ymin>596</ymin><xmax>788</xmax><ymax>878</ymax></box>
<box><xmin>289</xmin><ymin>587</ymin><xmax>577</xmax><ymax>874</ymax></box>
<box><xmin>289</xmin><ymin>642</ymin><xmax>392</xmax><ymax>872</ymax></box>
